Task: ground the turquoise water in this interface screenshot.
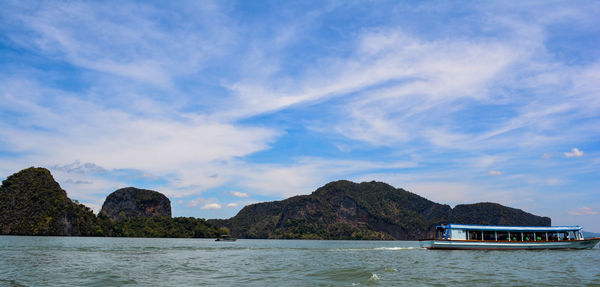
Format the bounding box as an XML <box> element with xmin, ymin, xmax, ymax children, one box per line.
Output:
<box><xmin>1</xmin><ymin>236</ymin><xmax>598</xmax><ymax>286</ymax></box>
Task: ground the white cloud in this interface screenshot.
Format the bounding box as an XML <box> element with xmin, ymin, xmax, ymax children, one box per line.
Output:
<box><xmin>226</xmin><ymin>203</ymin><xmax>238</xmax><ymax>208</ymax></box>
<box><xmin>568</xmin><ymin>207</ymin><xmax>599</xmax><ymax>216</ymax></box>
<box><xmin>489</xmin><ymin>170</ymin><xmax>503</xmax><ymax>176</ymax></box>
<box><xmin>231</xmin><ymin>191</ymin><xmax>249</xmax><ymax>198</ymax></box>
<box><xmin>0</xmin><ymin>80</ymin><xmax>279</xmax><ymax>197</ymax></box>
<box><xmin>564</xmin><ymin>148</ymin><xmax>584</xmax><ymax>158</ymax></box>
<box><xmin>200</xmin><ymin>203</ymin><xmax>222</xmax><ymax>210</ymax></box>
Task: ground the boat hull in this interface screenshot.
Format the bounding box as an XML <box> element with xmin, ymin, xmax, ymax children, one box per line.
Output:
<box><xmin>419</xmin><ymin>238</ymin><xmax>600</xmax><ymax>250</ymax></box>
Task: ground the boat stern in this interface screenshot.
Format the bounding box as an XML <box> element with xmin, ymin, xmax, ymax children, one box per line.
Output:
<box><xmin>419</xmin><ymin>240</ymin><xmax>434</xmax><ymax>249</ymax></box>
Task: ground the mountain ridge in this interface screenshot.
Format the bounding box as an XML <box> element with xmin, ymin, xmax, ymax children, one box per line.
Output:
<box><xmin>208</xmin><ymin>180</ymin><xmax>550</xmax><ymax>240</ymax></box>
<box><xmin>1</xmin><ymin>167</ymin><xmax>551</xmax><ymax>239</ymax></box>
<box><xmin>0</xmin><ymin>167</ymin><xmax>223</xmax><ymax>238</ymax></box>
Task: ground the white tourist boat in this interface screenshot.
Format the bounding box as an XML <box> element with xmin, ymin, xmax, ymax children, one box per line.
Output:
<box><xmin>419</xmin><ymin>224</ymin><xmax>600</xmax><ymax>250</ymax></box>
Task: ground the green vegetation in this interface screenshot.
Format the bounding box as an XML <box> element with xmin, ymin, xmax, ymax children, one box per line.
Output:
<box><xmin>0</xmin><ymin>167</ymin><xmax>101</xmax><ymax>236</ymax></box>
<box><xmin>1</xmin><ymin>167</ymin><xmax>550</xmax><ymax>240</ymax></box>
<box><xmin>210</xmin><ymin>180</ymin><xmax>550</xmax><ymax>240</ymax></box>
<box><xmin>98</xmin><ymin>215</ymin><xmax>224</xmax><ymax>238</ymax></box>
<box><xmin>0</xmin><ymin>167</ymin><xmax>225</xmax><ymax>238</ymax></box>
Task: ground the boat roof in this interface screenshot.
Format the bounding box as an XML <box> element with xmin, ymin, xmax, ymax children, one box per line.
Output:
<box><xmin>438</xmin><ymin>224</ymin><xmax>582</xmax><ymax>232</ymax></box>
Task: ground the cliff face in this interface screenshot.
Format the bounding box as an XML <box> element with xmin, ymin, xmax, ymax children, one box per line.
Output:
<box><xmin>100</xmin><ymin>187</ymin><xmax>171</xmax><ymax>221</ymax></box>
<box><xmin>209</xmin><ymin>180</ymin><xmax>550</xmax><ymax>240</ymax></box>
<box><xmin>0</xmin><ymin>167</ymin><xmax>99</xmax><ymax>236</ymax></box>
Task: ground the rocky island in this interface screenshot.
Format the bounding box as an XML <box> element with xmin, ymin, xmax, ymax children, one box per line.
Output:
<box><xmin>0</xmin><ymin>167</ymin><xmax>99</xmax><ymax>236</ymax></box>
<box><xmin>0</xmin><ymin>167</ymin><xmax>223</xmax><ymax>237</ymax></box>
<box><xmin>1</xmin><ymin>167</ymin><xmax>550</xmax><ymax>240</ymax></box>
<box><xmin>100</xmin><ymin>187</ymin><xmax>172</xmax><ymax>221</ymax></box>
<box><xmin>209</xmin><ymin>180</ymin><xmax>550</xmax><ymax>240</ymax></box>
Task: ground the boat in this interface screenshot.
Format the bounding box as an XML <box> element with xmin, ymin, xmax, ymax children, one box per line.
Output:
<box><xmin>419</xmin><ymin>224</ymin><xmax>600</xmax><ymax>250</ymax></box>
<box><xmin>215</xmin><ymin>234</ymin><xmax>237</xmax><ymax>242</ymax></box>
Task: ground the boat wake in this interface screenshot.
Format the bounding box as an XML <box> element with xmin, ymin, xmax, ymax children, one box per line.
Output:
<box><xmin>332</xmin><ymin>246</ymin><xmax>424</xmax><ymax>252</ymax></box>
<box><xmin>373</xmin><ymin>247</ymin><xmax>424</xmax><ymax>250</ymax></box>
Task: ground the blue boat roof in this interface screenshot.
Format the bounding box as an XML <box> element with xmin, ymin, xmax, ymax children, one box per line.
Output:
<box><xmin>437</xmin><ymin>224</ymin><xmax>582</xmax><ymax>232</ymax></box>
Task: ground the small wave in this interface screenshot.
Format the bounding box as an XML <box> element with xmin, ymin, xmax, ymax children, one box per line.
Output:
<box><xmin>373</xmin><ymin>247</ymin><xmax>423</xmax><ymax>250</ymax></box>
<box><xmin>369</xmin><ymin>273</ymin><xmax>380</xmax><ymax>281</ymax></box>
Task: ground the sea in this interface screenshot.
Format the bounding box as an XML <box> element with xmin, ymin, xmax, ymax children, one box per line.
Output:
<box><xmin>1</xmin><ymin>236</ymin><xmax>598</xmax><ymax>286</ymax></box>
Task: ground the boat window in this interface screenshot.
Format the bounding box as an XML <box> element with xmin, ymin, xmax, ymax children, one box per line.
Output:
<box><xmin>497</xmin><ymin>232</ymin><xmax>509</xmax><ymax>241</ymax></box>
<box><xmin>510</xmin><ymin>233</ymin><xmax>519</xmax><ymax>241</ymax></box>
<box><xmin>468</xmin><ymin>231</ymin><xmax>480</xmax><ymax>240</ymax></box>
<box><xmin>483</xmin><ymin>231</ymin><xmax>495</xmax><ymax>240</ymax></box>
<box><xmin>557</xmin><ymin>231</ymin><xmax>576</xmax><ymax>240</ymax></box>
<box><xmin>523</xmin><ymin>232</ymin><xmax>535</xmax><ymax>241</ymax></box>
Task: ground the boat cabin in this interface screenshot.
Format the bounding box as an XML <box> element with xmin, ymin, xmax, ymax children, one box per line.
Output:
<box><xmin>434</xmin><ymin>224</ymin><xmax>584</xmax><ymax>241</ymax></box>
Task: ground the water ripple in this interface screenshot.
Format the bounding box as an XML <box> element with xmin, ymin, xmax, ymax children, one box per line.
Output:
<box><xmin>0</xmin><ymin>236</ymin><xmax>598</xmax><ymax>286</ymax></box>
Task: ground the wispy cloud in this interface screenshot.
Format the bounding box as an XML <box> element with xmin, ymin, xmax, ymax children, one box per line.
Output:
<box><xmin>52</xmin><ymin>161</ymin><xmax>107</xmax><ymax>174</ymax></box>
<box><xmin>4</xmin><ymin>2</ymin><xmax>237</xmax><ymax>89</ymax></box>
<box><xmin>64</xmin><ymin>179</ymin><xmax>93</xmax><ymax>185</ymax></box>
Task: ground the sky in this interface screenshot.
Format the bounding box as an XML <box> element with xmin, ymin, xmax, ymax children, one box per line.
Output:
<box><xmin>1</xmin><ymin>1</ymin><xmax>599</xmax><ymax>231</ymax></box>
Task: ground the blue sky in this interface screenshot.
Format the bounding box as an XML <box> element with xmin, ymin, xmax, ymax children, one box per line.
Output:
<box><xmin>1</xmin><ymin>1</ymin><xmax>599</xmax><ymax>231</ymax></box>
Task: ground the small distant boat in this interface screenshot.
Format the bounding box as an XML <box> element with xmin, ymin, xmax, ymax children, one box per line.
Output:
<box><xmin>419</xmin><ymin>224</ymin><xmax>600</xmax><ymax>250</ymax></box>
<box><xmin>215</xmin><ymin>234</ymin><xmax>237</xmax><ymax>242</ymax></box>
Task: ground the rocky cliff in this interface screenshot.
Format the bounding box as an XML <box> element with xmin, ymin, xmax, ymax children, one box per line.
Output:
<box><xmin>0</xmin><ymin>167</ymin><xmax>100</xmax><ymax>236</ymax></box>
<box><xmin>209</xmin><ymin>180</ymin><xmax>550</xmax><ymax>240</ymax></box>
<box><xmin>100</xmin><ymin>187</ymin><xmax>171</xmax><ymax>221</ymax></box>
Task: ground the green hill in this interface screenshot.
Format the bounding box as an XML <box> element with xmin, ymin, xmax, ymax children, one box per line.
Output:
<box><xmin>0</xmin><ymin>167</ymin><xmax>551</xmax><ymax>240</ymax></box>
<box><xmin>0</xmin><ymin>167</ymin><xmax>225</xmax><ymax>238</ymax></box>
<box><xmin>209</xmin><ymin>180</ymin><xmax>550</xmax><ymax>240</ymax></box>
<box><xmin>0</xmin><ymin>167</ymin><xmax>100</xmax><ymax>236</ymax></box>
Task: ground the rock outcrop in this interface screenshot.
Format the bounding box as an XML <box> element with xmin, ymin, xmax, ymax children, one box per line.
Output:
<box><xmin>209</xmin><ymin>180</ymin><xmax>550</xmax><ymax>240</ymax></box>
<box><xmin>0</xmin><ymin>167</ymin><xmax>100</xmax><ymax>236</ymax></box>
<box><xmin>100</xmin><ymin>187</ymin><xmax>171</xmax><ymax>221</ymax></box>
